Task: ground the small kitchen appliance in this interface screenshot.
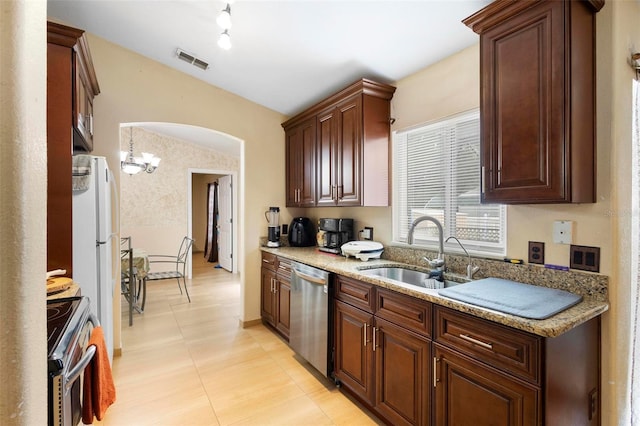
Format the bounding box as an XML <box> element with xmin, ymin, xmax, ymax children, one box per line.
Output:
<box><xmin>265</xmin><ymin>207</ymin><xmax>281</xmax><ymax>247</ymax></box>
<box><xmin>317</xmin><ymin>218</ymin><xmax>354</xmax><ymax>254</ymax></box>
<box><xmin>288</xmin><ymin>217</ymin><xmax>315</xmax><ymax>247</ymax></box>
<box><xmin>341</xmin><ymin>240</ymin><xmax>384</xmax><ymax>261</ymax></box>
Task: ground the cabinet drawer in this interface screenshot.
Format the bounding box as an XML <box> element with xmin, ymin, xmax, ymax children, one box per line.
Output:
<box><xmin>434</xmin><ymin>306</ymin><xmax>541</xmax><ymax>384</ymax></box>
<box><xmin>261</xmin><ymin>252</ymin><xmax>278</xmax><ymax>272</ymax></box>
<box><xmin>375</xmin><ymin>288</ymin><xmax>431</xmax><ymax>338</ymax></box>
<box><xmin>277</xmin><ymin>257</ymin><xmax>292</xmax><ymax>280</ymax></box>
<box><xmin>335</xmin><ymin>275</ymin><xmax>375</xmax><ymax>313</ymax></box>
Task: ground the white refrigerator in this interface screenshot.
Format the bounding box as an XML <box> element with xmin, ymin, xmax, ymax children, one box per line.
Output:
<box><xmin>72</xmin><ymin>156</ymin><xmax>117</xmax><ymax>363</ymax></box>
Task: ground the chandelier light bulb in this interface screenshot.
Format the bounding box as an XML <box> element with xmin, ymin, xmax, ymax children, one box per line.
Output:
<box><xmin>216</xmin><ymin>4</ymin><xmax>232</xmax><ymax>29</ymax></box>
<box><xmin>218</xmin><ymin>30</ymin><xmax>232</xmax><ymax>50</ymax></box>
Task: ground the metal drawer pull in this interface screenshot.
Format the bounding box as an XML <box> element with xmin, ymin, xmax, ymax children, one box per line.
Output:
<box><xmin>459</xmin><ymin>333</ymin><xmax>493</xmax><ymax>350</ymax></box>
<box><xmin>372</xmin><ymin>327</ymin><xmax>378</xmax><ymax>352</ymax></box>
<box><xmin>433</xmin><ymin>357</ymin><xmax>440</xmax><ymax>387</ymax></box>
<box><xmin>363</xmin><ymin>323</ymin><xmax>368</xmax><ymax>347</ymax></box>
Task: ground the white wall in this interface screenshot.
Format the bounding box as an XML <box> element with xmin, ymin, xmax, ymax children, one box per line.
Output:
<box><xmin>0</xmin><ymin>1</ymin><xmax>48</xmax><ymax>423</ymax></box>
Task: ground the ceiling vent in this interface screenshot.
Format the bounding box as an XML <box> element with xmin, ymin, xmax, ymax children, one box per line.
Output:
<box><xmin>176</xmin><ymin>49</ymin><xmax>209</xmax><ymax>70</ymax></box>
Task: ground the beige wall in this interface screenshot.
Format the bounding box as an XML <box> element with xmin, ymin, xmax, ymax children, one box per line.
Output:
<box><xmin>85</xmin><ymin>34</ymin><xmax>287</xmax><ymax>346</ymax></box>
<box><xmin>603</xmin><ymin>1</ymin><xmax>639</xmax><ymax>424</ymax></box>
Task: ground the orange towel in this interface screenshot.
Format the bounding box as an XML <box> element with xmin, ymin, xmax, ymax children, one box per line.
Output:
<box><xmin>82</xmin><ymin>326</ymin><xmax>116</xmax><ymax>424</ymax></box>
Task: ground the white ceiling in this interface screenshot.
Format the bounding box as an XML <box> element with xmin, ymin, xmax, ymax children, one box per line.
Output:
<box><xmin>48</xmin><ymin>0</ymin><xmax>489</xmax><ymax>154</ymax></box>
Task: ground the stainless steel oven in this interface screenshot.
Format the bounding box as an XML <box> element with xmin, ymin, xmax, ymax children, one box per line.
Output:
<box><xmin>47</xmin><ymin>297</ymin><xmax>98</xmax><ymax>426</ymax></box>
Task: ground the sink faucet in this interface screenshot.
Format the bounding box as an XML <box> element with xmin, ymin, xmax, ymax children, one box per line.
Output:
<box><xmin>407</xmin><ymin>215</ymin><xmax>445</xmax><ymax>273</ymax></box>
<box><xmin>445</xmin><ymin>236</ymin><xmax>481</xmax><ymax>279</ymax></box>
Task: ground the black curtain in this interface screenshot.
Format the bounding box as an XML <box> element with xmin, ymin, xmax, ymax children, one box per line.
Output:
<box><xmin>205</xmin><ymin>181</ymin><xmax>219</xmax><ymax>263</ymax></box>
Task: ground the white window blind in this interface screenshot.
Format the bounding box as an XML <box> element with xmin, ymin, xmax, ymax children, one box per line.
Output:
<box><xmin>393</xmin><ymin>110</ymin><xmax>506</xmax><ymax>256</ymax></box>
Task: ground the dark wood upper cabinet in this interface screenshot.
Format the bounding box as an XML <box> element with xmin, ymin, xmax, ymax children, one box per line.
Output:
<box><xmin>285</xmin><ymin>117</ymin><xmax>316</xmax><ymax>207</ymax></box>
<box><xmin>282</xmin><ymin>79</ymin><xmax>395</xmax><ymax>207</ymax></box>
<box><xmin>464</xmin><ymin>0</ymin><xmax>604</xmax><ymax>204</ymax></box>
<box><xmin>47</xmin><ymin>22</ymin><xmax>99</xmax><ymax>275</ymax></box>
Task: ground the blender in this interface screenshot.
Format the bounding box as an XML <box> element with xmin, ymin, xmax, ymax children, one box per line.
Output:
<box><xmin>265</xmin><ymin>207</ymin><xmax>281</xmax><ymax>247</ymax></box>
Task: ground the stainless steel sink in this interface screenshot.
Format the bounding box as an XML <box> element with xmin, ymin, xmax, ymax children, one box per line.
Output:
<box><xmin>359</xmin><ymin>266</ymin><xmax>461</xmax><ymax>289</ymax></box>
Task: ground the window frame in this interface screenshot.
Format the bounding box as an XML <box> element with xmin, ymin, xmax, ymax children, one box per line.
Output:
<box><xmin>391</xmin><ymin>109</ymin><xmax>507</xmax><ymax>257</ymax></box>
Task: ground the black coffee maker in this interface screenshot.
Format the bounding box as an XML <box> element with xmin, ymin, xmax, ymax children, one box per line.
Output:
<box><xmin>317</xmin><ymin>218</ymin><xmax>354</xmax><ymax>254</ymax></box>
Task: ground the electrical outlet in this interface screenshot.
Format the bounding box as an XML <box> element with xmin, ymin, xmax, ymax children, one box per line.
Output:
<box><xmin>362</xmin><ymin>227</ymin><xmax>374</xmax><ymax>241</ymax></box>
<box><xmin>570</xmin><ymin>245</ymin><xmax>600</xmax><ymax>272</ymax></box>
<box><xmin>528</xmin><ymin>241</ymin><xmax>545</xmax><ymax>264</ymax></box>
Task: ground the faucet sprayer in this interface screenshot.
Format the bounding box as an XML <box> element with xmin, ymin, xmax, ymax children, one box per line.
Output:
<box><xmin>445</xmin><ymin>236</ymin><xmax>480</xmax><ymax>279</ymax></box>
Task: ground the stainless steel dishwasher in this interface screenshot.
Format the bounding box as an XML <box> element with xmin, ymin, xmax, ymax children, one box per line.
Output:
<box><xmin>290</xmin><ymin>261</ymin><xmax>332</xmax><ymax>378</ymax></box>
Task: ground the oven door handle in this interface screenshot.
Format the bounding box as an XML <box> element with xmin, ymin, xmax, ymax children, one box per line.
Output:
<box><xmin>64</xmin><ymin>345</ymin><xmax>96</xmax><ymax>393</ymax></box>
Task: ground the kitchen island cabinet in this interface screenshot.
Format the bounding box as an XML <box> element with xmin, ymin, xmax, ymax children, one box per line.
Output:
<box><xmin>47</xmin><ymin>21</ymin><xmax>100</xmax><ymax>274</ymax></box>
<box><xmin>464</xmin><ymin>0</ymin><xmax>604</xmax><ymax>204</ymax></box>
<box><xmin>282</xmin><ymin>78</ymin><xmax>395</xmax><ymax>207</ymax></box>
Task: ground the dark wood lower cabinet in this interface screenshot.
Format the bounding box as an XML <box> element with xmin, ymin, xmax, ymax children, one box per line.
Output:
<box><xmin>334</xmin><ymin>299</ymin><xmax>375</xmax><ymax>405</ymax></box>
<box><xmin>275</xmin><ymin>279</ymin><xmax>290</xmax><ymax>337</ymax></box>
<box><xmin>331</xmin><ymin>276</ymin><xmax>600</xmax><ymax>426</ymax></box>
<box><xmin>375</xmin><ymin>318</ymin><xmax>430</xmax><ymax>426</ymax></box>
<box><xmin>434</xmin><ymin>343</ymin><xmax>538</xmax><ymax>426</ymax></box>
<box><xmin>260</xmin><ymin>253</ymin><xmax>290</xmax><ymax>341</ymax></box>
<box><xmin>334</xmin><ymin>299</ymin><xmax>431</xmax><ymax>426</ymax></box>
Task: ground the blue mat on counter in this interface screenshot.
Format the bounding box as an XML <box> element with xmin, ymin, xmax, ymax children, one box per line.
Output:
<box><xmin>438</xmin><ymin>277</ymin><xmax>583</xmax><ymax>319</ymax></box>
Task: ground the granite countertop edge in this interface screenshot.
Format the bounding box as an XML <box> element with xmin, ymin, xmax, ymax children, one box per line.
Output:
<box><xmin>261</xmin><ymin>246</ymin><xmax>609</xmax><ymax>338</ymax></box>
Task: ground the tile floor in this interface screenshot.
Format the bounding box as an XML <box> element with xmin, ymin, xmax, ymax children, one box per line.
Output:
<box><xmin>98</xmin><ymin>255</ymin><xmax>381</xmax><ymax>425</ymax></box>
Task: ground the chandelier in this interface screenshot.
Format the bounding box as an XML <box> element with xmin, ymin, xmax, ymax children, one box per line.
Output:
<box><xmin>217</xmin><ymin>1</ymin><xmax>233</xmax><ymax>50</ymax></box>
<box><xmin>120</xmin><ymin>127</ymin><xmax>161</xmax><ymax>175</ymax></box>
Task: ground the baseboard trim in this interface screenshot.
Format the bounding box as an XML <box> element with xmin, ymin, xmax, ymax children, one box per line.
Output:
<box><xmin>240</xmin><ymin>318</ymin><xmax>262</xmax><ymax>328</ymax></box>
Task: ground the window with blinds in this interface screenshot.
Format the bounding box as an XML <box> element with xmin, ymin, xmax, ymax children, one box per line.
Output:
<box><xmin>392</xmin><ymin>110</ymin><xmax>506</xmax><ymax>255</ymax></box>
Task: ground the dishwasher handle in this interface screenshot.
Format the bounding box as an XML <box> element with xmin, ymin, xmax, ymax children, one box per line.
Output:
<box><xmin>293</xmin><ymin>268</ymin><xmax>327</xmax><ymax>286</ymax></box>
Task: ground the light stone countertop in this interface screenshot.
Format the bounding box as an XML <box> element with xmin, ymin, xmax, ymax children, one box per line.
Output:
<box><xmin>261</xmin><ymin>246</ymin><xmax>609</xmax><ymax>338</ymax></box>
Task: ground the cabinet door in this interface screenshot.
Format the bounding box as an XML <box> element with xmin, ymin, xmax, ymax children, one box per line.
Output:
<box><xmin>260</xmin><ymin>268</ymin><xmax>276</xmax><ymax>326</ymax></box>
<box><xmin>334</xmin><ymin>300</ymin><xmax>375</xmax><ymax>404</ymax></box>
<box><xmin>317</xmin><ymin>107</ymin><xmax>337</xmax><ymax>206</ymax></box>
<box><xmin>73</xmin><ymin>60</ymin><xmax>94</xmax><ymax>152</ymax></box>
<box><xmin>434</xmin><ymin>344</ymin><xmax>539</xmax><ymax>426</ymax></box>
<box><xmin>479</xmin><ymin>1</ymin><xmax>582</xmax><ymax>203</ymax></box>
<box><xmin>375</xmin><ymin>317</ymin><xmax>430</xmax><ymax>426</ymax></box>
<box><xmin>275</xmin><ymin>279</ymin><xmax>290</xmax><ymax>339</ymax></box>
<box><xmin>334</xmin><ymin>95</ymin><xmax>362</xmax><ymax>206</ymax></box>
<box><xmin>285</xmin><ymin>118</ymin><xmax>316</xmax><ymax>207</ymax></box>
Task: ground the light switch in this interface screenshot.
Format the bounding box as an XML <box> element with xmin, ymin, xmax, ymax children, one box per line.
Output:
<box><xmin>553</xmin><ymin>220</ymin><xmax>573</xmax><ymax>244</ymax></box>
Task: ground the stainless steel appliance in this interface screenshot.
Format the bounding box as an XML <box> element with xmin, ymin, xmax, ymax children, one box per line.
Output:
<box><xmin>288</xmin><ymin>217</ymin><xmax>315</xmax><ymax>247</ymax></box>
<box><xmin>290</xmin><ymin>261</ymin><xmax>332</xmax><ymax>378</ymax></box>
<box><xmin>265</xmin><ymin>206</ymin><xmax>281</xmax><ymax>247</ymax></box>
<box><xmin>47</xmin><ymin>296</ymin><xmax>98</xmax><ymax>426</ymax></box>
<box><xmin>317</xmin><ymin>218</ymin><xmax>354</xmax><ymax>254</ymax></box>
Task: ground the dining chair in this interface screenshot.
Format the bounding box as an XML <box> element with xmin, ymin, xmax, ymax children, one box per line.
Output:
<box><xmin>120</xmin><ymin>236</ymin><xmax>137</xmax><ymax>326</ymax></box>
<box><xmin>146</xmin><ymin>236</ymin><xmax>194</xmax><ymax>302</ymax></box>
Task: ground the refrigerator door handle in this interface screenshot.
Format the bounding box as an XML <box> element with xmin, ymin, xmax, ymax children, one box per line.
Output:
<box><xmin>97</xmin><ymin>233</ymin><xmax>118</xmax><ymax>246</ymax></box>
